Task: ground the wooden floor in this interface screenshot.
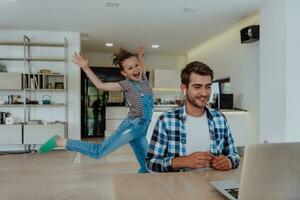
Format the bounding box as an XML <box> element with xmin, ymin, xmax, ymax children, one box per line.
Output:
<box><xmin>0</xmin><ymin>142</ymin><xmax>140</xmax><ymax>200</ymax></box>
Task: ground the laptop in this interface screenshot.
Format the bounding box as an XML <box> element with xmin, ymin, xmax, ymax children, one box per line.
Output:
<box><xmin>210</xmin><ymin>142</ymin><xmax>300</xmax><ymax>200</ymax></box>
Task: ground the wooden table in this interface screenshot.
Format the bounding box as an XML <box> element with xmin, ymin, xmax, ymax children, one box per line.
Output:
<box><xmin>0</xmin><ymin>151</ymin><xmax>241</xmax><ymax>200</ymax></box>
<box><xmin>113</xmin><ymin>168</ymin><xmax>241</xmax><ymax>200</ymax></box>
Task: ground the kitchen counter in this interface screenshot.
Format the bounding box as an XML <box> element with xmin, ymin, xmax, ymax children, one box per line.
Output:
<box><xmin>105</xmin><ymin>106</ymin><xmax>248</xmax><ymax>147</ymax></box>
<box><xmin>154</xmin><ymin>104</ymin><xmax>178</xmax><ymax>112</ymax></box>
<box><xmin>147</xmin><ymin>108</ymin><xmax>248</xmax><ymax>147</ymax></box>
<box><xmin>154</xmin><ymin>105</ymin><xmax>247</xmax><ymax>113</ymax></box>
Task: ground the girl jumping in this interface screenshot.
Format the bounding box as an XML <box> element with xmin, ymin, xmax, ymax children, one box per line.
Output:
<box><xmin>39</xmin><ymin>47</ymin><xmax>153</xmax><ymax>173</ymax></box>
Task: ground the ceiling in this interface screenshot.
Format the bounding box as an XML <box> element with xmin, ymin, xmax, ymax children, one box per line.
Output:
<box><xmin>0</xmin><ymin>0</ymin><xmax>262</xmax><ymax>54</ymax></box>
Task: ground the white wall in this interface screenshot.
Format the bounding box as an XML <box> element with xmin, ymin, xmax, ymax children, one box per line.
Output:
<box><xmin>0</xmin><ymin>30</ymin><xmax>81</xmax><ymax>140</ymax></box>
<box><xmin>286</xmin><ymin>0</ymin><xmax>300</xmax><ymax>142</ymax></box>
<box><xmin>260</xmin><ymin>0</ymin><xmax>300</xmax><ymax>142</ymax></box>
<box><xmin>186</xmin><ymin>13</ymin><xmax>260</xmax><ymax>145</ymax></box>
<box><xmin>144</xmin><ymin>54</ymin><xmax>186</xmax><ymax>71</ymax></box>
<box><xmin>87</xmin><ymin>52</ymin><xmax>186</xmax><ymax>70</ymax></box>
<box><xmin>86</xmin><ymin>52</ymin><xmax>114</xmax><ymax>67</ymax></box>
<box><xmin>260</xmin><ymin>1</ymin><xmax>286</xmax><ymax>142</ymax></box>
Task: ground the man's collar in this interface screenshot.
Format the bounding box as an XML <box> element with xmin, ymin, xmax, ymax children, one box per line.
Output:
<box><xmin>179</xmin><ymin>105</ymin><xmax>213</xmax><ymax>121</ymax></box>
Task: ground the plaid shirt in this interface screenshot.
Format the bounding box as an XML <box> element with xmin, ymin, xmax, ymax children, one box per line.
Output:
<box><xmin>146</xmin><ymin>105</ymin><xmax>240</xmax><ymax>172</ymax></box>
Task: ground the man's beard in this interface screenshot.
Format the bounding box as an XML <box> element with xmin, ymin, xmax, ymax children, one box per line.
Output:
<box><xmin>186</xmin><ymin>93</ymin><xmax>208</xmax><ymax>109</ymax></box>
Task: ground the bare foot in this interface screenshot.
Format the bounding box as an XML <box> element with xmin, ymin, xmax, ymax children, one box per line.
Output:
<box><xmin>56</xmin><ymin>137</ymin><xmax>67</xmax><ymax>147</ymax></box>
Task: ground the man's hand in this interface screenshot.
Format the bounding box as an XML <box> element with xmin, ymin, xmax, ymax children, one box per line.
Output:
<box><xmin>186</xmin><ymin>152</ymin><xmax>214</xmax><ymax>168</ymax></box>
<box><xmin>172</xmin><ymin>152</ymin><xmax>214</xmax><ymax>170</ymax></box>
<box><xmin>211</xmin><ymin>155</ymin><xmax>232</xmax><ymax>171</ymax></box>
<box><xmin>73</xmin><ymin>52</ymin><xmax>89</xmax><ymax>70</ymax></box>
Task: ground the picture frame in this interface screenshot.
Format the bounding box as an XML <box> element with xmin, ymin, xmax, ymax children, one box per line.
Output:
<box><xmin>0</xmin><ymin>65</ymin><xmax>7</xmax><ymax>72</ymax></box>
<box><xmin>54</xmin><ymin>82</ymin><xmax>64</xmax><ymax>89</ymax></box>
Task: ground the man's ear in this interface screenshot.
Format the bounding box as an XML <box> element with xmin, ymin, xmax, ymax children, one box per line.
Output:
<box><xmin>180</xmin><ymin>84</ymin><xmax>187</xmax><ymax>96</ymax></box>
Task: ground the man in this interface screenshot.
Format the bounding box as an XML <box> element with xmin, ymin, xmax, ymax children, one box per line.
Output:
<box><xmin>146</xmin><ymin>61</ymin><xmax>239</xmax><ymax>172</ymax></box>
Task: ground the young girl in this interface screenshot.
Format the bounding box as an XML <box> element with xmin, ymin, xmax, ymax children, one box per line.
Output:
<box><xmin>39</xmin><ymin>47</ymin><xmax>153</xmax><ymax>173</ymax></box>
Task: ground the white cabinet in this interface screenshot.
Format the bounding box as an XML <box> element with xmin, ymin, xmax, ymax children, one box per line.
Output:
<box><xmin>105</xmin><ymin>107</ymin><xmax>128</xmax><ymax>137</ymax></box>
<box><xmin>23</xmin><ymin>124</ymin><xmax>65</xmax><ymax>144</ymax></box>
<box><xmin>0</xmin><ymin>73</ymin><xmax>22</xmax><ymax>90</ymax></box>
<box><xmin>147</xmin><ymin>111</ymin><xmax>163</xmax><ymax>142</ymax></box>
<box><xmin>223</xmin><ymin>111</ymin><xmax>248</xmax><ymax>147</ymax></box>
<box><xmin>154</xmin><ymin>69</ymin><xmax>180</xmax><ymax>89</ymax></box>
<box><xmin>0</xmin><ymin>124</ymin><xmax>22</xmax><ymax>145</ymax></box>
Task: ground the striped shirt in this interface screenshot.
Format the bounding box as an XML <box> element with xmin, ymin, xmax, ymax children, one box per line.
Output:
<box><xmin>146</xmin><ymin>105</ymin><xmax>240</xmax><ymax>172</ymax></box>
<box><xmin>118</xmin><ymin>73</ymin><xmax>152</xmax><ymax>118</ymax></box>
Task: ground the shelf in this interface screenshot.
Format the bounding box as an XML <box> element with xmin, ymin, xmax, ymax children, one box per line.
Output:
<box><xmin>29</xmin><ymin>43</ymin><xmax>65</xmax><ymax>47</ymax></box>
<box><xmin>44</xmin><ymin>74</ymin><xmax>65</xmax><ymax>76</ymax></box>
<box><xmin>0</xmin><ymin>42</ymin><xmax>65</xmax><ymax>47</ymax></box>
<box><xmin>0</xmin><ymin>58</ymin><xmax>65</xmax><ymax>62</ymax></box>
<box><xmin>0</xmin><ymin>42</ymin><xmax>24</xmax><ymax>46</ymax></box>
<box><xmin>0</xmin><ymin>124</ymin><xmax>23</xmax><ymax>126</ymax></box>
<box><xmin>25</xmin><ymin>89</ymin><xmax>66</xmax><ymax>92</ymax></box>
<box><xmin>0</xmin><ymin>58</ymin><xmax>24</xmax><ymax>61</ymax></box>
<box><xmin>0</xmin><ymin>104</ymin><xmax>25</xmax><ymax>107</ymax></box>
<box><xmin>0</xmin><ymin>104</ymin><xmax>66</xmax><ymax>107</ymax></box>
<box><xmin>0</xmin><ymin>123</ymin><xmax>65</xmax><ymax>126</ymax></box>
<box><xmin>25</xmin><ymin>123</ymin><xmax>66</xmax><ymax>126</ymax></box>
<box><xmin>27</xmin><ymin>58</ymin><xmax>65</xmax><ymax>62</ymax></box>
<box><xmin>0</xmin><ymin>89</ymin><xmax>24</xmax><ymax>91</ymax></box>
<box><xmin>26</xmin><ymin>104</ymin><xmax>66</xmax><ymax>107</ymax></box>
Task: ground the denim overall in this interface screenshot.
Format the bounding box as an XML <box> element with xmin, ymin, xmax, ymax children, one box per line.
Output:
<box><xmin>67</xmin><ymin>80</ymin><xmax>153</xmax><ymax>173</ymax></box>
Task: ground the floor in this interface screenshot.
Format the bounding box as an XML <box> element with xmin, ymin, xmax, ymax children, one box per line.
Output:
<box><xmin>0</xmin><ymin>141</ymin><xmax>140</xmax><ymax>200</ymax></box>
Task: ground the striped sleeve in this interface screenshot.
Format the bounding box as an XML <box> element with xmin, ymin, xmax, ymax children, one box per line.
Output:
<box><xmin>118</xmin><ymin>79</ymin><xmax>131</xmax><ymax>91</ymax></box>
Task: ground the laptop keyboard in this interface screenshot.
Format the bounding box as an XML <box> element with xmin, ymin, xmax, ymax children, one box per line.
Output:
<box><xmin>225</xmin><ymin>188</ymin><xmax>239</xmax><ymax>199</ymax></box>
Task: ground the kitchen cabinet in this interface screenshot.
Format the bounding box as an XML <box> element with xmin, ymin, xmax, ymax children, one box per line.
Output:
<box><xmin>153</xmin><ymin>69</ymin><xmax>180</xmax><ymax>89</ymax></box>
<box><xmin>222</xmin><ymin>111</ymin><xmax>247</xmax><ymax>147</ymax></box>
<box><xmin>147</xmin><ymin>111</ymin><xmax>163</xmax><ymax>142</ymax></box>
<box><xmin>0</xmin><ymin>124</ymin><xmax>22</xmax><ymax>145</ymax></box>
<box><xmin>105</xmin><ymin>107</ymin><xmax>129</xmax><ymax>137</ymax></box>
<box><xmin>23</xmin><ymin>124</ymin><xmax>65</xmax><ymax>144</ymax></box>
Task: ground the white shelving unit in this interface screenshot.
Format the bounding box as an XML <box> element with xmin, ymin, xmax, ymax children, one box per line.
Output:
<box><xmin>0</xmin><ymin>35</ymin><xmax>68</xmax><ymax>148</ymax></box>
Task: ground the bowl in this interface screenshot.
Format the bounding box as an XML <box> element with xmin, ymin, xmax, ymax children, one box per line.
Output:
<box><xmin>39</xmin><ymin>69</ymin><xmax>51</xmax><ymax>74</ymax></box>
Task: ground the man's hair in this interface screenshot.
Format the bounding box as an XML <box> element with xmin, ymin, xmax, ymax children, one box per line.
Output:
<box><xmin>181</xmin><ymin>61</ymin><xmax>214</xmax><ymax>86</ymax></box>
<box><xmin>112</xmin><ymin>48</ymin><xmax>136</xmax><ymax>71</ymax></box>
